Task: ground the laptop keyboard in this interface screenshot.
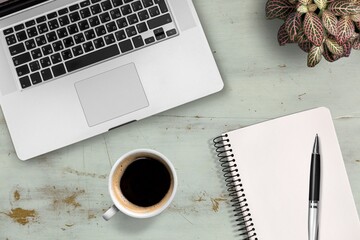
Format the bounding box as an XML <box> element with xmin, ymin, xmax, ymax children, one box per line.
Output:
<box><xmin>2</xmin><ymin>0</ymin><xmax>178</xmax><ymax>89</ymax></box>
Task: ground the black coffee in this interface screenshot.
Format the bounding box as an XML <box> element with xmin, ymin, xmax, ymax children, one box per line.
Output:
<box><xmin>120</xmin><ymin>157</ymin><xmax>171</xmax><ymax>207</ymax></box>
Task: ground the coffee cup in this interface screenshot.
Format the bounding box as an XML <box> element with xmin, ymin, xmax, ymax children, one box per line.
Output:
<box><xmin>103</xmin><ymin>149</ymin><xmax>177</xmax><ymax>220</ymax></box>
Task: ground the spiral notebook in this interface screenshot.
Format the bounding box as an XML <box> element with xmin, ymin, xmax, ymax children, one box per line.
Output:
<box><xmin>213</xmin><ymin>107</ymin><xmax>360</xmax><ymax>239</ymax></box>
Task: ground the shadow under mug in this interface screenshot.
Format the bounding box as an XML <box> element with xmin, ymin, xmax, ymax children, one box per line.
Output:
<box><xmin>103</xmin><ymin>149</ymin><xmax>177</xmax><ymax>220</ymax></box>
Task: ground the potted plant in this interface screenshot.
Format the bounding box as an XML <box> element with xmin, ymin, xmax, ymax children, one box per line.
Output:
<box><xmin>265</xmin><ymin>0</ymin><xmax>360</xmax><ymax>67</ymax></box>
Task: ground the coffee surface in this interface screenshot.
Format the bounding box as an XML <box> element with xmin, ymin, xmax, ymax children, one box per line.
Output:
<box><xmin>120</xmin><ymin>157</ymin><xmax>171</xmax><ymax>207</ymax></box>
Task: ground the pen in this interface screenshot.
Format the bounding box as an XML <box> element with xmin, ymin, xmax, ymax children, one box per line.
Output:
<box><xmin>308</xmin><ymin>134</ymin><xmax>320</xmax><ymax>240</ymax></box>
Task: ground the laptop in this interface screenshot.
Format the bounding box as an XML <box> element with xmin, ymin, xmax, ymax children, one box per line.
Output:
<box><xmin>0</xmin><ymin>0</ymin><xmax>223</xmax><ymax>160</ymax></box>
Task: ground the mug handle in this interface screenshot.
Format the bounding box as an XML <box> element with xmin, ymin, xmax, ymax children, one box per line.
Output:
<box><xmin>102</xmin><ymin>205</ymin><xmax>119</xmax><ymax>221</ymax></box>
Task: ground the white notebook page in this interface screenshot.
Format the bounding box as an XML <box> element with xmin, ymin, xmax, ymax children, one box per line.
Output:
<box><xmin>225</xmin><ymin>107</ymin><xmax>360</xmax><ymax>239</ymax></box>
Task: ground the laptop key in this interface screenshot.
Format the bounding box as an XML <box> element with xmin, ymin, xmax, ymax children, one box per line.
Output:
<box><xmin>91</xmin><ymin>4</ymin><xmax>102</xmax><ymax>15</ymax></box>
<box><xmin>67</xmin><ymin>24</ymin><xmax>79</xmax><ymax>34</ymax></box>
<box><xmin>19</xmin><ymin>76</ymin><xmax>32</xmax><ymax>89</ymax></box>
<box><xmin>52</xmin><ymin>63</ymin><xmax>66</xmax><ymax>77</ymax></box>
<box><xmin>69</xmin><ymin>12</ymin><xmax>81</xmax><ymax>22</ymax></box>
<box><xmin>52</xmin><ymin>41</ymin><xmax>64</xmax><ymax>52</ymax></box>
<box><xmin>116</xmin><ymin>18</ymin><xmax>128</xmax><ymax>29</ymax></box>
<box><xmin>148</xmin><ymin>6</ymin><xmax>160</xmax><ymax>17</ymax></box>
<box><xmin>80</xmin><ymin>8</ymin><xmax>91</xmax><ymax>18</ymax></box>
<box><xmin>41</xmin><ymin>68</ymin><xmax>53</xmax><ymax>81</ymax></box>
<box><xmin>16</xmin><ymin>64</ymin><xmax>30</xmax><ymax>76</ymax></box>
<box><xmin>89</xmin><ymin>16</ymin><xmax>100</xmax><ymax>27</ymax></box>
<box><xmin>121</xmin><ymin>5</ymin><xmax>132</xmax><ymax>15</ymax></box>
<box><xmin>51</xmin><ymin>53</ymin><xmax>62</xmax><ymax>64</ymax></box>
<box><xmin>127</xmin><ymin>14</ymin><xmax>139</xmax><ymax>25</ymax></box>
<box><xmin>48</xmin><ymin>19</ymin><xmax>59</xmax><ymax>30</ymax></box>
<box><xmin>138</xmin><ymin>10</ymin><xmax>149</xmax><ymax>21</ymax></box>
<box><xmin>40</xmin><ymin>57</ymin><xmax>51</xmax><ymax>68</ymax></box>
<box><xmin>78</xmin><ymin>20</ymin><xmax>90</xmax><ymax>31</ymax></box>
<box><xmin>115</xmin><ymin>30</ymin><xmax>126</xmax><ymax>41</ymax></box>
<box><xmin>72</xmin><ymin>46</ymin><xmax>84</xmax><ymax>56</ymax></box>
<box><xmin>144</xmin><ymin>36</ymin><xmax>155</xmax><ymax>44</ymax></box>
<box><xmin>104</xmin><ymin>33</ymin><xmax>116</xmax><ymax>44</ymax></box>
<box><xmin>57</xmin><ymin>28</ymin><xmax>68</xmax><ymax>38</ymax></box>
<box><xmin>6</xmin><ymin>34</ymin><xmax>17</xmax><ymax>45</ymax></box>
<box><xmin>63</xmin><ymin>37</ymin><xmax>75</xmax><ymax>48</ymax></box>
<box><xmin>25</xmin><ymin>20</ymin><xmax>36</xmax><ymax>27</ymax></box>
<box><xmin>100</xmin><ymin>12</ymin><xmax>111</xmax><ymax>23</ymax></box>
<box><xmin>84</xmin><ymin>29</ymin><xmax>96</xmax><ymax>40</ymax></box>
<box><xmin>58</xmin><ymin>8</ymin><xmax>69</xmax><ymax>15</ymax></box>
<box><xmin>80</xmin><ymin>0</ymin><xmax>91</xmax><ymax>7</ymax></box>
<box><xmin>154</xmin><ymin>27</ymin><xmax>165</xmax><ymax>40</ymax></box>
<box><xmin>131</xmin><ymin>1</ymin><xmax>143</xmax><ymax>11</ymax></box>
<box><xmin>119</xmin><ymin>39</ymin><xmax>133</xmax><ymax>53</ymax></box>
<box><xmin>9</xmin><ymin>42</ymin><xmax>25</xmax><ymax>56</ymax></box>
<box><xmin>74</xmin><ymin>33</ymin><xmax>86</xmax><ymax>44</ymax></box>
<box><xmin>3</xmin><ymin>27</ymin><xmax>14</xmax><ymax>35</ymax></box>
<box><xmin>136</xmin><ymin>22</ymin><xmax>147</xmax><ymax>33</ymax></box>
<box><xmin>125</xmin><ymin>26</ymin><xmax>137</xmax><ymax>37</ymax></box>
<box><xmin>101</xmin><ymin>0</ymin><xmax>113</xmax><ymax>11</ymax></box>
<box><xmin>59</xmin><ymin>15</ymin><xmax>70</xmax><ymax>26</ymax></box>
<box><xmin>69</xmin><ymin>4</ymin><xmax>80</xmax><ymax>12</ymax></box>
<box><xmin>25</xmin><ymin>39</ymin><xmax>36</xmax><ymax>50</ymax></box>
<box><xmin>132</xmin><ymin>35</ymin><xmax>144</xmax><ymax>48</ymax></box>
<box><xmin>47</xmin><ymin>12</ymin><xmax>58</xmax><ymax>19</ymax></box>
<box><xmin>110</xmin><ymin>9</ymin><xmax>122</xmax><ymax>19</ymax></box>
<box><xmin>94</xmin><ymin>37</ymin><xmax>105</xmax><ymax>49</ymax></box>
<box><xmin>36</xmin><ymin>16</ymin><xmax>47</xmax><ymax>23</ymax></box>
<box><xmin>95</xmin><ymin>25</ymin><xmax>107</xmax><ymax>36</ymax></box>
<box><xmin>27</xmin><ymin>27</ymin><xmax>38</xmax><ymax>38</ymax></box>
<box><xmin>166</xmin><ymin>28</ymin><xmax>177</xmax><ymax>37</ymax></box>
<box><xmin>29</xmin><ymin>61</ymin><xmax>40</xmax><ymax>72</ymax></box>
<box><xmin>83</xmin><ymin>41</ymin><xmax>94</xmax><ymax>52</ymax></box>
<box><xmin>61</xmin><ymin>49</ymin><xmax>73</xmax><ymax>60</ymax></box>
<box><xmin>42</xmin><ymin>44</ymin><xmax>53</xmax><ymax>55</ymax></box>
<box><xmin>155</xmin><ymin>0</ymin><xmax>168</xmax><ymax>13</ymax></box>
<box><xmin>142</xmin><ymin>0</ymin><xmax>153</xmax><ymax>8</ymax></box>
<box><xmin>112</xmin><ymin>0</ymin><xmax>123</xmax><ymax>7</ymax></box>
<box><xmin>36</xmin><ymin>35</ymin><xmax>47</xmax><ymax>46</ymax></box>
<box><xmin>106</xmin><ymin>22</ymin><xmax>117</xmax><ymax>32</ymax></box>
<box><xmin>16</xmin><ymin>31</ymin><xmax>27</xmax><ymax>42</ymax></box>
<box><xmin>65</xmin><ymin>44</ymin><xmax>120</xmax><ymax>72</ymax></box>
<box><xmin>147</xmin><ymin>13</ymin><xmax>172</xmax><ymax>29</ymax></box>
<box><xmin>31</xmin><ymin>48</ymin><xmax>43</xmax><ymax>59</ymax></box>
<box><xmin>30</xmin><ymin>72</ymin><xmax>42</xmax><ymax>85</ymax></box>
<box><xmin>46</xmin><ymin>31</ymin><xmax>58</xmax><ymax>42</ymax></box>
<box><xmin>13</xmin><ymin>52</ymin><xmax>31</xmax><ymax>66</ymax></box>
<box><xmin>37</xmin><ymin>23</ymin><xmax>49</xmax><ymax>34</ymax></box>
<box><xmin>14</xmin><ymin>24</ymin><xmax>25</xmax><ymax>31</ymax></box>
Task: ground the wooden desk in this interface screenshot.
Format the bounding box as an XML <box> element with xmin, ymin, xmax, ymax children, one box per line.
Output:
<box><xmin>1</xmin><ymin>0</ymin><xmax>359</xmax><ymax>239</ymax></box>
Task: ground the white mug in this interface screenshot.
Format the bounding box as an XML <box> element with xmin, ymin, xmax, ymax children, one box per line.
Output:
<box><xmin>103</xmin><ymin>149</ymin><xmax>177</xmax><ymax>220</ymax></box>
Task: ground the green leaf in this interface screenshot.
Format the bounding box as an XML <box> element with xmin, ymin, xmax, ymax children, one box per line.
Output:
<box><xmin>314</xmin><ymin>0</ymin><xmax>327</xmax><ymax>10</ymax></box>
<box><xmin>325</xmin><ymin>38</ymin><xmax>344</xmax><ymax>55</ymax></box>
<box><xmin>285</xmin><ymin>12</ymin><xmax>302</xmax><ymax>41</ymax></box>
<box><xmin>323</xmin><ymin>44</ymin><xmax>341</xmax><ymax>62</ymax></box>
<box><xmin>299</xmin><ymin>0</ymin><xmax>312</xmax><ymax>5</ymax></box>
<box><xmin>342</xmin><ymin>42</ymin><xmax>352</xmax><ymax>57</ymax></box>
<box><xmin>322</xmin><ymin>10</ymin><xmax>338</xmax><ymax>36</ymax></box>
<box><xmin>266</xmin><ymin>0</ymin><xmax>296</xmax><ymax>20</ymax></box>
<box><xmin>297</xmin><ymin>29</ymin><xmax>308</xmax><ymax>43</ymax></box>
<box><xmin>307</xmin><ymin>45</ymin><xmax>323</xmax><ymax>67</ymax></box>
<box><xmin>304</xmin><ymin>12</ymin><xmax>324</xmax><ymax>46</ymax></box>
<box><xmin>328</xmin><ymin>1</ymin><xmax>360</xmax><ymax>16</ymax></box>
<box><xmin>298</xmin><ymin>42</ymin><xmax>313</xmax><ymax>52</ymax></box>
<box><xmin>278</xmin><ymin>23</ymin><xmax>292</xmax><ymax>45</ymax></box>
<box><xmin>336</xmin><ymin>16</ymin><xmax>355</xmax><ymax>45</ymax></box>
<box><xmin>350</xmin><ymin>14</ymin><xmax>360</xmax><ymax>22</ymax></box>
<box><xmin>353</xmin><ymin>37</ymin><xmax>360</xmax><ymax>50</ymax></box>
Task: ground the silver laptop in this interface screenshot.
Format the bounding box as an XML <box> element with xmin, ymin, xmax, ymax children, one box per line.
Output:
<box><xmin>0</xmin><ymin>0</ymin><xmax>223</xmax><ymax>160</ymax></box>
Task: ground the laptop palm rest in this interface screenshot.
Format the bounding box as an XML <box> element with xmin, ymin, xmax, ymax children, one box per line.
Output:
<box><xmin>75</xmin><ymin>63</ymin><xmax>149</xmax><ymax>127</ymax></box>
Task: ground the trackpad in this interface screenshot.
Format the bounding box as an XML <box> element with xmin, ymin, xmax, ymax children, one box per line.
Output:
<box><xmin>75</xmin><ymin>63</ymin><xmax>149</xmax><ymax>127</ymax></box>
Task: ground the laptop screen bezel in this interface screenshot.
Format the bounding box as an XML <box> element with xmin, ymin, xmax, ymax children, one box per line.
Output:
<box><xmin>0</xmin><ymin>0</ymin><xmax>50</xmax><ymax>18</ymax></box>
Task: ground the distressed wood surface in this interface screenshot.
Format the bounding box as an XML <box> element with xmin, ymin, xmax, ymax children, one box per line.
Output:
<box><xmin>1</xmin><ymin>0</ymin><xmax>360</xmax><ymax>239</ymax></box>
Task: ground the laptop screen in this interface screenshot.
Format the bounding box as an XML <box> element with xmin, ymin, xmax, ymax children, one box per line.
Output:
<box><xmin>0</xmin><ymin>0</ymin><xmax>49</xmax><ymax>18</ymax></box>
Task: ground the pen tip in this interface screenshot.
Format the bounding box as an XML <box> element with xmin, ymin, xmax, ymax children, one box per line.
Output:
<box><xmin>313</xmin><ymin>134</ymin><xmax>319</xmax><ymax>154</ymax></box>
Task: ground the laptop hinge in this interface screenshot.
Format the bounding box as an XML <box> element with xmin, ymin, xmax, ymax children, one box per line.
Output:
<box><xmin>108</xmin><ymin>120</ymin><xmax>137</xmax><ymax>131</ymax></box>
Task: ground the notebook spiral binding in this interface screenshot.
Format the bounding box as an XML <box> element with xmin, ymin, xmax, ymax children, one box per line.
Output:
<box><xmin>213</xmin><ymin>134</ymin><xmax>258</xmax><ymax>240</ymax></box>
